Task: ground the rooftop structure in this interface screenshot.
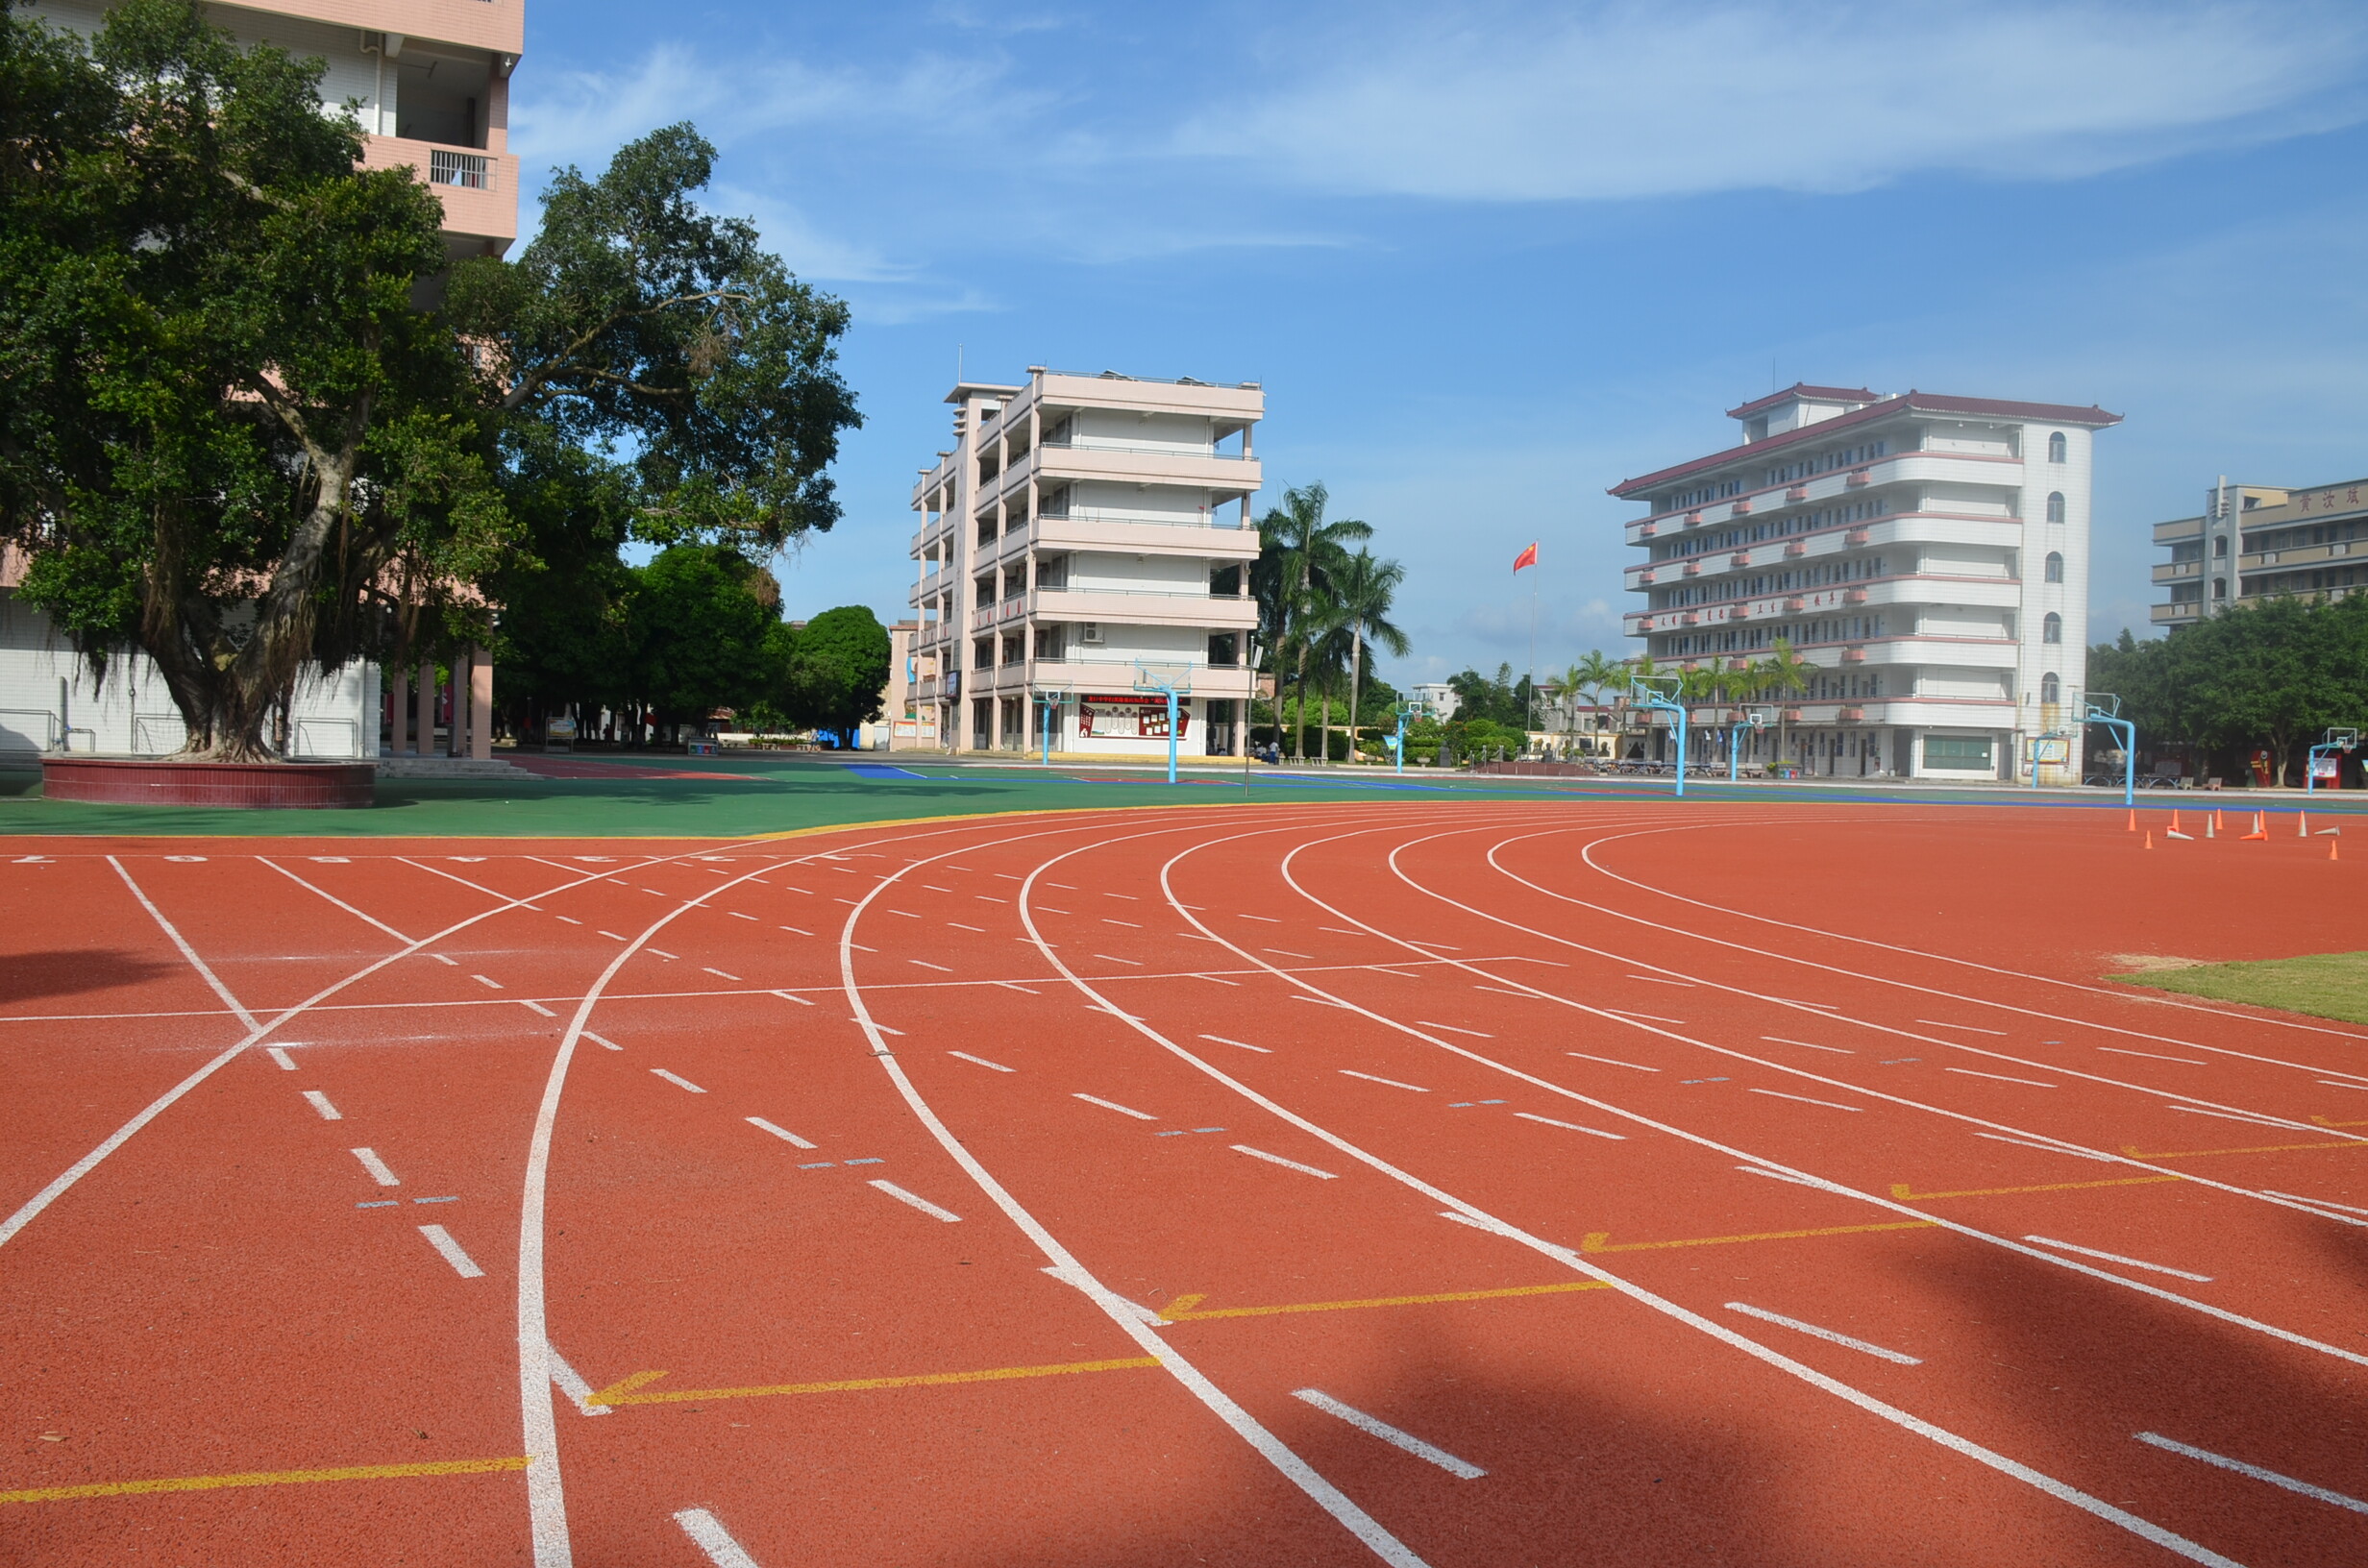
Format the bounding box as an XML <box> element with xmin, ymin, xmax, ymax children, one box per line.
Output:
<box><xmin>2151</xmin><ymin>478</ymin><xmax>2368</xmax><ymax>626</ymax></box>
<box><xmin>908</xmin><ymin>369</ymin><xmax>1263</xmax><ymax>757</ymax></box>
<box><xmin>1613</xmin><ymin>384</ymin><xmax>2121</xmax><ymax>782</ymax></box>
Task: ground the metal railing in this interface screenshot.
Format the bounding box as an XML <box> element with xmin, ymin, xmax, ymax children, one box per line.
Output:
<box><xmin>429</xmin><ymin>149</ymin><xmax>493</xmax><ymax>191</ymax></box>
<box><xmin>1040</xmin><ymin>440</ymin><xmax>1249</xmax><ymax>461</ymax></box>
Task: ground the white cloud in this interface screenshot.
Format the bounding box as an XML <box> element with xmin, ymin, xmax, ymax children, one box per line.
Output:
<box><xmin>1172</xmin><ymin>2</ymin><xmax>2368</xmax><ymax>201</ymax></box>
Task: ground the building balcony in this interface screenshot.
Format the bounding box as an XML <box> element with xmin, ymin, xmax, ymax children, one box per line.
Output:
<box><xmin>2239</xmin><ymin>540</ymin><xmax>2357</xmax><ymax>571</ymax></box>
<box><xmin>359</xmin><ymin>135</ymin><xmax>518</xmax><ymax>248</ymax></box>
<box><xmin>1025</xmin><ymin>659</ymin><xmax>1258</xmax><ymax>698</ymax></box>
<box><xmin>1622</xmin><ymin>452</ymin><xmax>2027</xmax><ymax>543</ymax></box>
<box><xmin>2152</xmin><ymin>560</ymin><xmax>2203</xmax><ymax>583</ymax></box>
<box><xmin>1028</xmin><ymin>512</ymin><xmax>1262</xmax><ymax>560</ymax></box>
<box><xmin>1786</xmin><ymin>485</ymin><xmax>1809</xmax><ymax>502</ymax></box>
<box><xmin>1029</xmin><ymin>586</ymin><xmax>1258</xmax><ymax>630</ymax></box>
<box><xmin>995</xmin><ymin>442</ymin><xmax>1261</xmax><ymax>505</ymax></box>
<box><xmin>2153</xmin><ymin>601</ymin><xmax>2202</xmax><ymax>624</ymax></box>
<box><xmin>1846</xmin><ymin>469</ymin><xmax>1870</xmax><ymax>488</ymax></box>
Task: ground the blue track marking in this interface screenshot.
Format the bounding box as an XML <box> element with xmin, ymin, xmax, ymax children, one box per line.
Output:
<box><xmin>844</xmin><ymin>763</ymin><xmax>926</xmax><ymax>779</ymax></box>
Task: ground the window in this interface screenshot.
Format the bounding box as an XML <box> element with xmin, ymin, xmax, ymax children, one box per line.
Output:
<box><xmin>2213</xmin><ymin>577</ymin><xmax>2228</xmax><ymax>600</ymax></box>
<box><xmin>2041</xmin><ymin>673</ymin><xmax>2060</xmax><ymax>703</ymax></box>
<box><xmin>2213</xmin><ymin>536</ymin><xmax>2229</xmax><ymax>557</ymax></box>
<box><xmin>2047</xmin><ymin>431</ymin><xmax>2067</xmax><ymax>463</ymax></box>
<box><xmin>2044</xmin><ymin>551</ymin><xmax>2064</xmax><ymax>583</ymax></box>
<box><xmin>2046</xmin><ymin>492</ymin><xmax>2066</xmax><ymax>524</ymax></box>
<box><xmin>2042</xmin><ymin>612</ymin><xmax>2062</xmax><ymax>644</ymax></box>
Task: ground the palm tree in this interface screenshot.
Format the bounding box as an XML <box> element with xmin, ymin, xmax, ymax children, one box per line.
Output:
<box><xmin>1329</xmin><ymin>549</ymin><xmax>1410</xmax><ymax>754</ymax></box>
<box><xmin>1256</xmin><ymin>483</ymin><xmax>1370</xmax><ymax>761</ymax></box>
<box><xmin>1760</xmin><ymin>637</ymin><xmax>1813</xmax><ymax>773</ymax></box>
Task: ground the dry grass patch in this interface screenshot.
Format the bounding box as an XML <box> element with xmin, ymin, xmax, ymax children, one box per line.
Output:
<box><xmin>2108</xmin><ymin>950</ymin><xmax>2368</xmax><ymax>1026</ymax></box>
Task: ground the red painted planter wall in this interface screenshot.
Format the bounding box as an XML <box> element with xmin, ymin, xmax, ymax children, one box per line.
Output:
<box><xmin>41</xmin><ymin>758</ymin><xmax>375</xmax><ymax>809</ymax></box>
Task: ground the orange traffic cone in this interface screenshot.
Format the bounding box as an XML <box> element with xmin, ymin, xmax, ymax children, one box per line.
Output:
<box><xmin>2214</xmin><ymin>807</ymin><xmax>2226</xmax><ymax>831</ymax></box>
<box><xmin>2145</xmin><ymin>831</ymin><xmax>2155</xmax><ymax>849</ymax></box>
<box><xmin>2299</xmin><ymin>810</ymin><xmax>2309</xmax><ymax>837</ymax></box>
<box><xmin>2333</xmin><ymin>839</ymin><xmax>2342</xmax><ymax>862</ymax></box>
<box><xmin>2127</xmin><ymin>808</ymin><xmax>2138</xmax><ymax>832</ymax></box>
<box><xmin>2243</xmin><ymin>812</ymin><xmax>2268</xmax><ymax>842</ymax></box>
<box><xmin>2172</xmin><ymin>808</ymin><xmax>2182</xmax><ymax>831</ymax></box>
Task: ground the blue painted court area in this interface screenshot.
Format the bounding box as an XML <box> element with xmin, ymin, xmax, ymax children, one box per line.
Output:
<box><xmin>841</xmin><ymin>763</ymin><xmax>929</xmax><ymax>779</ymax></box>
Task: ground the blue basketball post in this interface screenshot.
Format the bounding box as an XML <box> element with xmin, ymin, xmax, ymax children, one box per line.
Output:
<box><xmin>2084</xmin><ymin>697</ymin><xmax>2135</xmax><ymax>810</ymax></box>
<box><xmin>1630</xmin><ymin>679</ymin><xmax>1690</xmax><ymax>798</ymax></box>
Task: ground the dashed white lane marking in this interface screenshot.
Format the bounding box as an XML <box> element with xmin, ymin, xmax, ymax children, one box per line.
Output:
<box><xmin>2099</xmin><ymin>1046</ymin><xmax>2211</xmax><ymax>1066</ymax></box>
<box><xmin>950</xmin><ymin>1050</ymin><xmax>1013</xmax><ymax>1072</ymax></box>
<box><xmin>1094</xmin><ymin>954</ymin><xmax>1145</xmax><ymax>966</ymax></box>
<box><xmin>350</xmin><ymin>1147</ymin><xmax>402</xmax><ymax>1186</ymax></box>
<box><xmin>910</xmin><ymin>960</ymin><xmax>953</xmax><ymax>972</ymax></box>
<box><xmin>1566</xmin><ymin>1050</ymin><xmax>1659</xmax><ymax>1072</ymax></box>
<box><xmin>1624</xmin><ymin>973</ymin><xmax>1696</xmax><ymax>987</ymax></box>
<box><xmin>1233</xmin><ymin>1144</ymin><xmax>1339</xmax><ymax>1180</ymax></box>
<box><xmin>1293</xmin><ymin>994</ymin><xmax>1353</xmax><ymax>1010</ymax></box>
<box><xmin>1104</xmin><ymin>919</ymin><xmax>1142</xmax><ymax>928</ymax></box>
<box><xmin>1073</xmin><ymin>1092</ymin><xmax>1157</xmax><ymax>1120</ymax></box>
<box><xmin>1514</xmin><ymin>1112</ymin><xmax>1626</xmax><ymax>1140</ymax></box>
<box><xmin>1238</xmin><ymin>913</ymin><xmax>1278</xmax><ymax>921</ymax></box>
<box><xmin>419</xmin><ymin>1223</ymin><xmax>485</xmax><ymax>1278</ymax></box>
<box><xmin>583</xmin><ymin>1031</ymin><xmax>623</xmax><ymax>1051</ymax></box>
<box><xmin>1416</xmin><ymin>1020</ymin><xmax>1492</xmax><ymax>1038</ymax></box>
<box><xmin>546</xmin><ymin>1343</ymin><xmax>611</xmax><ymax>1417</ymax></box>
<box><xmin>302</xmin><ymin>1090</ymin><xmax>342</xmax><ymax>1121</ymax></box>
<box><xmin>1268</xmin><ymin>948</ymin><xmax>1316</xmax><ymax>960</ymax></box>
<box><xmin>1291</xmin><ymin>1389</ymin><xmax>1486</xmax><ymax>1479</ymax></box>
<box><xmin>674</xmin><ymin>1506</ymin><xmax>764</xmax><ymax>1567</ymax></box>
<box><xmin>746</xmin><ymin>1116</ymin><xmax>817</xmax><ymax>1148</ymax></box>
<box><xmin>1340</xmin><ymin>1069</ymin><xmax>1428</xmax><ymax>1092</ymax></box>
<box><xmin>651</xmin><ymin>1068</ymin><xmax>707</xmax><ymax>1094</ymax></box>
<box><xmin>472</xmin><ymin>974</ymin><xmax>505</xmax><ymax>991</ymax></box>
<box><xmin>555</xmin><ymin>916</ymin><xmax>582</xmax><ymax>925</ymax></box>
<box><xmin>2135</xmin><ymin>1432</ymin><xmax>2368</xmax><ymax>1514</ymax></box>
<box><xmin>994</xmin><ymin>982</ymin><xmax>1040</xmax><ymax>994</ymax></box>
<box><xmin>1944</xmin><ymin>1066</ymin><xmax>2057</xmax><ymax>1088</ymax></box>
<box><xmin>1763</xmin><ymin>1036</ymin><xmax>1854</xmax><ymax>1054</ymax></box>
<box><xmin>518</xmin><ymin>999</ymin><xmax>557</xmax><ymax>1017</ymax></box>
<box><xmin>598</xmin><ymin>930</ymin><xmax>627</xmax><ymax>942</ymax></box>
<box><xmin>1748</xmin><ymin>1087</ymin><xmax>1865</xmax><ymax>1113</ymax></box>
<box><xmin>702</xmin><ymin>968</ymin><xmax>742</xmax><ymax>981</ymax></box>
<box><xmin>1474</xmin><ymin>985</ymin><xmax>1538</xmax><ymax>999</ymax></box>
<box><xmin>778</xmin><ymin>925</ymin><xmax>812</xmax><ymax>936</ymax></box>
<box><xmin>1918</xmin><ymin>1019</ymin><xmax>2008</xmax><ymax>1035</ymax></box>
<box><xmin>1724</xmin><ymin>1302</ymin><xmax>1920</xmax><ymax>1365</ymax></box>
<box><xmin>265</xmin><ymin>1047</ymin><xmax>298</xmax><ymax>1071</ymax></box>
<box><xmin>648</xmin><ymin>948</ymin><xmax>678</xmax><ymax>960</ymax></box>
<box><xmin>2024</xmin><ymin>1236</ymin><xmax>2211</xmax><ymax>1282</ymax></box>
<box><xmin>1196</xmin><ymin>973</ymin><xmax>1243</xmax><ymax>986</ymax></box>
<box><xmin>1199</xmin><ymin>1034</ymin><xmax>1273</xmax><ymax>1054</ymax></box>
<box><xmin>1603</xmin><ymin>1008</ymin><xmax>1684</xmax><ymax>1024</ymax></box>
<box><xmin>429</xmin><ymin>954</ymin><xmax>458</xmax><ymax>968</ymax></box>
<box><xmin>771</xmin><ymin>991</ymin><xmax>815</xmax><ymax>1006</ymax></box>
<box><xmin>731</xmin><ymin>912</ymin><xmax>757</xmax><ymax>921</ymax></box>
<box><xmin>947</xmin><ymin>921</ymin><xmax>985</xmax><ymax>932</ymax></box>
<box><xmin>889</xmin><ymin>910</ymin><xmax>921</xmax><ymax>919</ymax></box>
<box><xmin>869</xmin><ymin>1180</ymin><xmax>961</xmax><ymax>1222</ymax></box>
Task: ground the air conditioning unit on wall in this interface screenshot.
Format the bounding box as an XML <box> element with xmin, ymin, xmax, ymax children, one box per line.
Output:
<box><xmin>1078</xmin><ymin>623</ymin><xmax>1103</xmax><ymax>645</ymax></box>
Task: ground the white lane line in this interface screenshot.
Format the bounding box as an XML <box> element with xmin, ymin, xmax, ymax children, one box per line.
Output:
<box><xmin>256</xmin><ymin>857</ymin><xmax>415</xmax><ymax>943</ymax></box>
<box><xmin>2135</xmin><ymin>1432</ymin><xmax>2368</xmax><ymax>1514</ymax></box>
<box><xmin>910</xmin><ymin>960</ymin><xmax>953</xmax><ymax>972</ymax></box>
<box><xmin>303</xmin><ymin>1090</ymin><xmax>342</xmax><ymax>1120</ymax></box>
<box><xmin>265</xmin><ymin>1046</ymin><xmax>298</xmax><ymax>1071</ymax></box>
<box><xmin>947</xmin><ymin>921</ymin><xmax>985</xmax><ymax>932</ymax></box>
<box><xmin>1473</xmin><ymin>985</ymin><xmax>1538</xmax><ymax>999</ymax></box>
<box><xmin>778</xmin><ymin>925</ymin><xmax>812</xmax><ymax>936</ymax></box>
<box><xmin>1566</xmin><ymin>1050</ymin><xmax>1660</xmax><ymax>1072</ymax></box>
<box><xmin>950</xmin><ymin>1050</ymin><xmax>1013</xmax><ymax>1072</ymax></box>
<box><xmin>674</xmin><ymin>1506</ymin><xmax>764</xmax><ymax>1567</ymax></box>
<box><xmin>350</xmin><ymin>1147</ymin><xmax>402</xmax><ymax>1186</ymax></box>
<box><xmin>1293</xmin><ymin>994</ymin><xmax>1352</xmax><ymax>1009</ymax></box>
<box><xmin>1233</xmin><ymin>1144</ymin><xmax>1339</xmax><ymax>1180</ymax></box>
<box><xmin>2317</xmin><ymin>1080</ymin><xmax>2368</xmax><ymax>1091</ymax></box>
<box><xmin>1724</xmin><ymin>1302</ymin><xmax>1920</xmax><ymax>1365</ymax></box>
<box><xmin>1340</xmin><ymin>1069</ymin><xmax>1428</xmax><ymax>1092</ymax></box>
<box><xmin>1199</xmin><ymin>1034</ymin><xmax>1273</xmax><ymax>1054</ymax></box>
<box><xmin>651</xmin><ymin>1068</ymin><xmax>707</xmax><ymax>1093</ymax></box>
<box><xmin>994</xmin><ymin>982</ymin><xmax>1039</xmax><ymax>994</ymax></box>
<box><xmin>771</xmin><ymin>990</ymin><xmax>815</xmax><ymax>1006</ymax></box>
<box><xmin>1514</xmin><ymin>1112</ymin><xmax>1625</xmax><ymax>1139</ymax></box>
<box><xmin>430</xmin><ymin>954</ymin><xmax>459</xmax><ymax>967</ymax></box>
<box><xmin>1292</xmin><ymin>1388</ymin><xmax>1486</xmax><ymax>1479</ymax></box>
<box><xmin>2024</xmin><ymin>1236</ymin><xmax>2211</xmax><ymax>1281</ymax></box>
<box><xmin>2100</xmin><ymin>1046</ymin><xmax>2211</xmax><ymax>1065</ymax></box>
<box><xmin>472</xmin><ymin>974</ymin><xmax>506</xmax><ymax>990</ymax></box>
<box><xmin>1748</xmin><ymin>1087</ymin><xmax>1865</xmax><ymax>1113</ymax></box>
<box><xmin>1977</xmin><ymin>1132</ymin><xmax>2116</xmax><ymax>1163</ymax></box>
<box><xmin>420</xmin><ymin>1224</ymin><xmax>486</xmax><ymax>1278</ymax></box>
<box><xmin>1417</xmin><ymin>1020</ymin><xmax>1492</xmax><ymax>1038</ymax></box>
<box><xmin>1239</xmin><ymin>913</ymin><xmax>1279</xmax><ymax>922</ymax></box>
<box><xmin>1919</xmin><ymin>1020</ymin><xmax>2008</xmax><ymax>1035</ymax></box>
<box><xmin>869</xmin><ymin>1180</ymin><xmax>961</xmax><ymax>1221</ymax></box>
<box><xmin>2167</xmin><ymin>1105</ymin><xmax>2307</xmax><ymax>1131</ymax></box>
<box><xmin>731</xmin><ymin>912</ymin><xmax>756</xmax><ymax>921</ymax></box>
<box><xmin>108</xmin><ymin>857</ymin><xmax>259</xmax><ymax>1031</ymax></box>
<box><xmin>583</xmin><ymin>1031</ymin><xmax>623</xmax><ymax>1051</ymax></box>
<box><xmin>2261</xmin><ymin>1189</ymin><xmax>2368</xmax><ymax>1217</ymax></box>
<box><xmin>1944</xmin><ymin>1066</ymin><xmax>2057</xmax><ymax>1088</ymax></box>
<box><xmin>1094</xmin><ymin>954</ymin><xmax>1145</xmax><ymax>966</ymax></box>
<box><xmin>1763</xmin><ymin>1036</ymin><xmax>1854</xmax><ymax>1054</ymax></box>
<box><xmin>1195</xmin><ymin>973</ymin><xmax>1243</xmax><ymax>986</ymax></box>
<box><xmin>555</xmin><ymin>916</ymin><xmax>581</xmax><ymax>925</ymax></box>
<box><xmin>599</xmin><ymin>930</ymin><xmax>627</xmax><ymax>941</ymax></box>
<box><xmin>1104</xmin><ymin>919</ymin><xmax>1142</xmax><ymax>928</ymax></box>
<box><xmin>1604</xmin><ymin>1008</ymin><xmax>1685</xmax><ymax>1024</ymax></box>
<box><xmin>648</xmin><ymin>948</ymin><xmax>678</xmax><ymax>960</ymax></box>
<box><xmin>746</xmin><ymin>1116</ymin><xmax>817</xmax><ymax>1148</ymax></box>
<box><xmin>1073</xmin><ymin>1092</ymin><xmax>1157</xmax><ymax>1120</ymax></box>
<box><xmin>546</xmin><ymin>1344</ymin><xmax>612</xmax><ymax>1417</ymax></box>
<box><xmin>1268</xmin><ymin>948</ymin><xmax>1316</xmax><ymax>960</ymax></box>
<box><xmin>702</xmin><ymin>968</ymin><xmax>742</xmax><ymax>981</ymax></box>
<box><xmin>518</xmin><ymin>999</ymin><xmax>557</xmax><ymax>1017</ymax></box>
<box><xmin>1040</xmin><ymin>1264</ymin><xmax>1168</xmax><ymax>1328</ymax></box>
<box><xmin>1624</xmin><ymin>973</ymin><xmax>1695</xmax><ymax>987</ymax></box>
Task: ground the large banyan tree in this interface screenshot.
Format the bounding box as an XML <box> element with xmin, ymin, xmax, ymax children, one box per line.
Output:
<box><xmin>0</xmin><ymin>0</ymin><xmax>856</xmax><ymax>761</ymax></box>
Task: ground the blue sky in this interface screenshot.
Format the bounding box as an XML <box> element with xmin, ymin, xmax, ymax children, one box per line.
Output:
<box><xmin>517</xmin><ymin>0</ymin><xmax>2368</xmax><ymax>686</ymax></box>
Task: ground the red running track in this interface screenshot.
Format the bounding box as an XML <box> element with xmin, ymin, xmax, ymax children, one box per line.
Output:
<box><xmin>0</xmin><ymin>802</ymin><xmax>2363</xmax><ymax>1566</ymax></box>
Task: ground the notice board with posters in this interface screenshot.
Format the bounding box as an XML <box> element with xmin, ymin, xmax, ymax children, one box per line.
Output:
<box><xmin>1080</xmin><ymin>694</ymin><xmax>1189</xmax><ymax>740</ymax></box>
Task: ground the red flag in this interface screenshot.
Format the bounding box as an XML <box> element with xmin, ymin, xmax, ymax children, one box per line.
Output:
<box><xmin>1512</xmin><ymin>542</ymin><xmax>1540</xmax><ymax>572</ymax></box>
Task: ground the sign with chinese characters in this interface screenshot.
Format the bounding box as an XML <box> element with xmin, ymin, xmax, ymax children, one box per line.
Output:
<box><xmin>1081</xmin><ymin>694</ymin><xmax>1189</xmax><ymax>739</ymax></box>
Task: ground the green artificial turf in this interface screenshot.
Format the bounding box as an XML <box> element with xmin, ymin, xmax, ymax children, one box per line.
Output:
<box><xmin>2109</xmin><ymin>950</ymin><xmax>2368</xmax><ymax>1026</ymax></box>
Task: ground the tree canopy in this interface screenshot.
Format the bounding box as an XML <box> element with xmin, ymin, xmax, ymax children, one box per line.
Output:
<box><xmin>0</xmin><ymin>0</ymin><xmax>858</xmax><ymax>760</ymax></box>
<box><xmin>776</xmin><ymin>606</ymin><xmax>892</xmax><ymax>741</ymax></box>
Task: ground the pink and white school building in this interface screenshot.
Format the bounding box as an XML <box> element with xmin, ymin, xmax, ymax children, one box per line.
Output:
<box><xmin>1613</xmin><ymin>384</ymin><xmax>2120</xmax><ymax>782</ymax></box>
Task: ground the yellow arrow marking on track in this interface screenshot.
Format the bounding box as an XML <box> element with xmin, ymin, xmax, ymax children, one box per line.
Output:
<box><xmin>1889</xmin><ymin>1175</ymin><xmax>2181</xmax><ymax>1201</ymax></box>
<box><xmin>588</xmin><ymin>1357</ymin><xmax>1159</xmax><ymax>1409</ymax></box>
<box><xmin>0</xmin><ymin>1456</ymin><xmax>529</xmax><ymax>1506</ymax></box>
<box><xmin>1579</xmin><ymin>1219</ymin><xmax>1935</xmax><ymax>1253</ymax></box>
<box><xmin>2119</xmin><ymin>1139</ymin><xmax>2368</xmax><ymax>1162</ymax></box>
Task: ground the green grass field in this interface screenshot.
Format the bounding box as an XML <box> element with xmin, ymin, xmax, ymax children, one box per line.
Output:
<box><xmin>2109</xmin><ymin>950</ymin><xmax>2368</xmax><ymax>1026</ymax></box>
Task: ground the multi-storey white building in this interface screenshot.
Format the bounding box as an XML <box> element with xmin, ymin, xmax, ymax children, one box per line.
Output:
<box><xmin>1613</xmin><ymin>384</ymin><xmax>2120</xmax><ymax>782</ymax></box>
<box><xmin>2151</xmin><ymin>478</ymin><xmax>2368</xmax><ymax>626</ymax></box>
<box><xmin>908</xmin><ymin>370</ymin><xmax>1262</xmax><ymax>757</ymax></box>
<box><xmin>4</xmin><ymin>0</ymin><xmax>523</xmax><ymax>762</ymax></box>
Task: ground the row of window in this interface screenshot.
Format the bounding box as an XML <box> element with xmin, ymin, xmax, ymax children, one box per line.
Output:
<box><xmin>1658</xmin><ymin>499</ymin><xmax>1894</xmax><ymax>559</ymax></box>
<box><xmin>1654</xmin><ymin>551</ymin><xmax>2060</xmax><ymax>607</ymax></box>
<box><xmin>1764</xmin><ymin>438</ymin><xmax>1892</xmax><ymax>487</ymax></box>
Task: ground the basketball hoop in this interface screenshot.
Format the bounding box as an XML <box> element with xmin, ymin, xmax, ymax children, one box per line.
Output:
<box><xmin>1131</xmin><ymin>661</ymin><xmax>1196</xmax><ymax>784</ymax></box>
